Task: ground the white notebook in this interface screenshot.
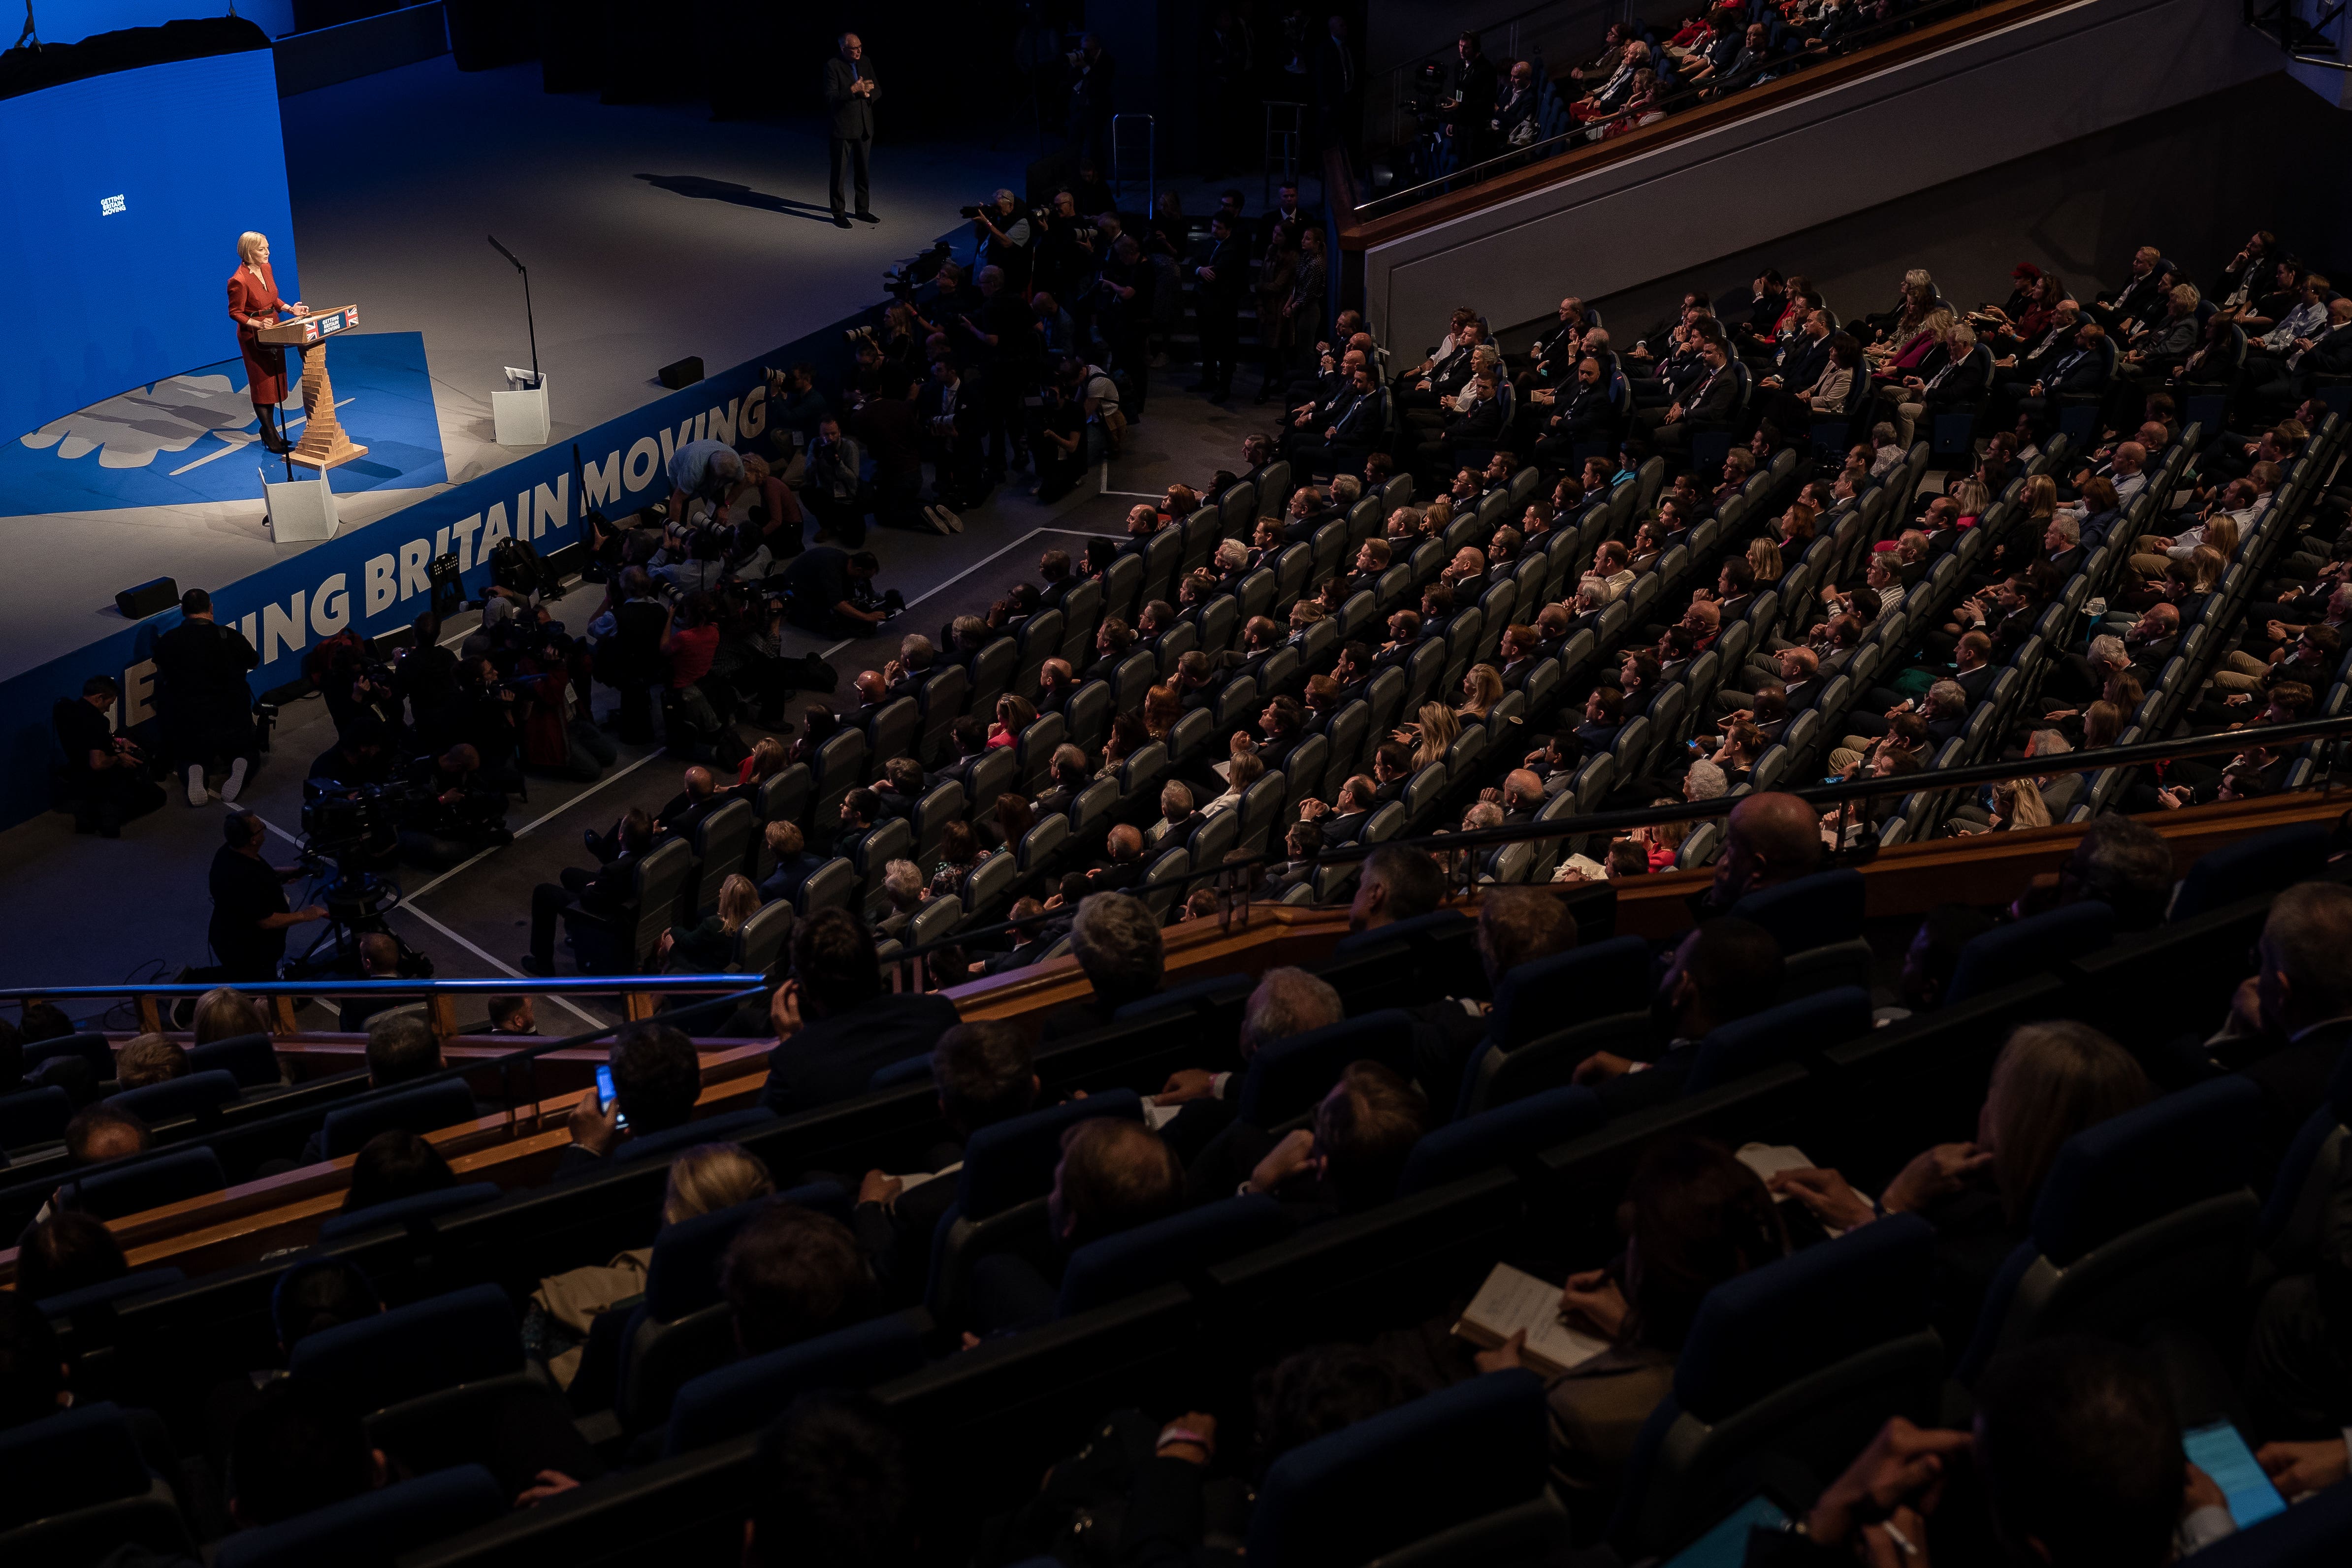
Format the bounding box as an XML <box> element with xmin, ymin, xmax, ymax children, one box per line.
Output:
<box><xmin>1452</xmin><ymin>1262</ymin><xmax>1613</xmax><ymax>1376</ymax></box>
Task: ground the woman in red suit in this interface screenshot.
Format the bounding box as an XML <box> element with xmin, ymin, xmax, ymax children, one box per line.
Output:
<box><xmin>227</xmin><ymin>231</ymin><xmax>303</xmax><ymax>453</ymax></box>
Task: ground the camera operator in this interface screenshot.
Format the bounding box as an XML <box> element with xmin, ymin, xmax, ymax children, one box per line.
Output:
<box><xmin>665</xmin><ymin>436</ymin><xmax>744</xmax><ymax>528</ymax></box>
<box><xmin>53</xmin><ymin>674</ymin><xmax>162</xmax><ymax>837</ymax></box>
<box><xmin>308</xmin><ymin>715</ymin><xmax>394</xmax><ymax>787</ymax></box>
<box><xmin>587</xmin><ymin>569</ymin><xmax>669</xmax><ymax>744</ymax></box>
<box><xmin>1032</xmin><ymin>374</ymin><xmax>1089</xmax><ymax>505</ymax></box>
<box><xmin>970</xmin><ymin>189</ymin><xmax>1033</xmax><ymax>291</ymax></box>
<box><xmin>1031</xmin><ymin>190</ymin><xmax>1097</xmax><ymax>304</ymax></box>
<box><xmin>514</xmin><ymin>628</ymin><xmax>615</xmax><ymax>781</ymax></box>
<box><xmin>963</xmin><ymin>263</ymin><xmax>1041</xmax><ymax>486</ymax></box>
<box><xmin>780</xmin><ymin>546</ymin><xmax>893</xmax><ymax>636</ymax></box>
<box><xmin>210</xmin><ymin>809</ymin><xmax>326</xmax><ymax>981</ymax></box>
<box><xmin>152</xmin><ymin>588</ymin><xmax>260</xmax><ymax>807</ymax></box>
<box><xmin>917</xmin><ymin>357</ymin><xmax>985</xmax><ymax>521</ymax></box>
<box><xmin>396</xmin><ymin>743</ymin><xmax>514</xmax><ymax>868</ymax></box>
<box><xmin>803</xmin><ymin>416</ymin><xmax>869</xmax><ymax>547</ymax></box>
<box><xmin>450</xmin><ymin>655</ymin><xmax>526</xmax><ymax>794</ymax></box>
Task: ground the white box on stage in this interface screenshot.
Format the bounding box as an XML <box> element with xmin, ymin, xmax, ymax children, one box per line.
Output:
<box><xmin>264</xmin><ymin>468</ymin><xmax>340</xmax><ymax>543</ymax></box>
<box><xmin>493</xmin><ymin>370</ymin><xmax>550</xmax><ymax>447</ymax></box>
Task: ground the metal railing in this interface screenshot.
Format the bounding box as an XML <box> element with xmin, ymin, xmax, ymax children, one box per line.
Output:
<box><xmin>1355</xmin><ymin>0</ymin><xmax>2005</xmax><ymax>221</ymax></box>
<box><xmin>2245</xmin><ymin>0</ymin><xmax>2349</xmax><ymax>64</ymax></box>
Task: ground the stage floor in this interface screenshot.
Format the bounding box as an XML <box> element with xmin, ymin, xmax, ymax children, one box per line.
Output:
<box><xmin>0</xmin><ymin>53</ymin><xmax>1019</xmax><ymax>684</ymax></box>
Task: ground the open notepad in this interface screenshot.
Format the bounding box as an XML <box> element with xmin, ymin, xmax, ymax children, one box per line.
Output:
<box><xmin>1452</xmin><ymin>1264</ymin><xmax>1614</xmax><ymax>1377</ymax></box>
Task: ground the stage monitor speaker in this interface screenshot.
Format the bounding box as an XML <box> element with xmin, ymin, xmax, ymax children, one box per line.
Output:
<box><xmin>658</xmin><ymin>355</ymin><xmax>705</xmax><ymax>390</ymax></box>
<box><xmin>116</xmin><ymin>577</ymin><xmax>179</xmax><ymax>621</ymax></box>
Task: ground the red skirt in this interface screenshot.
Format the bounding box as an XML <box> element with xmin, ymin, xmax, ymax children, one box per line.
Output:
<box><xmin>240</xmin><ymin>334</ymin><xmax>289</xmax><ymax>409</ymax></box>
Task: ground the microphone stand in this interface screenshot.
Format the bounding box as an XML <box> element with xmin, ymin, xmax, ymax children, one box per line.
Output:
<box><xmin>487</xmin><ymin>234</ymin><xmax>539</xmax><ymax>387</ymax></box>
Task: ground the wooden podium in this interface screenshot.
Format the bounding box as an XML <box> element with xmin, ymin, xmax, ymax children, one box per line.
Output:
<box><xmin>256</xmin><ymin>304</ymin><xmax>369</xmax><ymax>471</ymax></box>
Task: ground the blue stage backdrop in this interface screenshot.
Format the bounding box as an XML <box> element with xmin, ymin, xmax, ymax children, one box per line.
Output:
<box><xmin>0</xmin><ymin>320</ymin><xmax>856</xmax><ymax>830</ymax></box>
<box><xmin>0</xmin><ymin>47</ymin><xmax>298</xmax><ymax>442</ymax></box>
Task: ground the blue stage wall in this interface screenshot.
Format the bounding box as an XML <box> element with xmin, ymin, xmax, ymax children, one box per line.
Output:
<box><xmin>0</xmin><ymin>323</ymin><xmax>853</xmax><ymax>831</ymax></box>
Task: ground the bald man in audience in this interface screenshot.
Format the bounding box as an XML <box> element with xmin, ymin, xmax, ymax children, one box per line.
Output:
<box><xmin>1690</xmin><ymin>791</ymin><xmax>1824</xmax><ymax>922</ymax></box>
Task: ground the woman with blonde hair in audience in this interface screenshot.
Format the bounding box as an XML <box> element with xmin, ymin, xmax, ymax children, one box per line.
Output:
<box><xmin>736</xmin><ymin>736</ymin><xmax>788</xmax><ymax>789</ymax></box>
<box><xmin>2020</xmin><ymin>473</ymin><xmax>2057</xmax><ymax>525</ymax></box>
<box><xmin>525</xmin><ymin>1142</ymin><xmax>776</xmax><ymax>1386</ymax></box>
<box><xmin>662</xmin><ymin>874</ymin><xmax>761</xmax><ymax>973</ymax></box>
<box><xmin>987</xmin><ymin>693</ymin><xmax>1035</xmax><ymax>750</ymax></box>
<box><xmin>1745</xmin><ymin>536</ymin><xmax>1783</xmax><ymax>585</ymax></box>
<box><xmin>193</xmin><ymin>986</ymin><xmax>268</xmax><ymax>1045</ymax></box>
<box><xmin>1946</xmin><ymin>476</ymin><xmax>1991</xmax><ymax>527</ymax></box>
<box><xmin>1768</xmin><ymin>1020</ymin><xmax>2149</xmax><ymax>1349</ymax></box>
<box><xmin>1203</xmin><ymin>749</ymin><xmax>1262</xmax><ymax>815</ymax></box>
<box><xmin>1458</xmin><ymin>665</ymin><xmax>1504</xmax><ymax>722</ymax></box>
<box><xmin>1396</xmin><ymin>702</ymin><xmax>1460</xmax><ymax>771</ymax></box>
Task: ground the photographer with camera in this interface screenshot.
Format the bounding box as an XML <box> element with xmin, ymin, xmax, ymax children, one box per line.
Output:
<box><xmin>153</xmin><ymin>588</ymin><xmax>261</xmax><ymax>807</ymax></box>
<box><xmin>969</xmin><ymin>190</ymin><xmax>1033</xmax><ymax>291</ymax></box>
<box><xmin>1098</xmin><ymin>232</ymin><xmax>1155</xmax><ymax>423</ymax></box>
<box><xmin>1031</xmin><ymin>191</ymin><xmax>1097</xmax><ymax>305</ymax></box>
<box><xmin>917</xmin><ymin>357</ymin><xmax>984</xmax><ymax>524</ymax></box>
<box><xmin>781</xmin><ymin>546</ymin><xmax>895</xmax><ymax>636</ymax></box>
<box><xmin>210</xmin><ymin>809</ymin><xmax>327</xmax><ymax>981</ymax></box>
<box><xmin>53</xmin><ymin>675</ymin><xmax>163</xmax><ymax>837</ymax></box>
<box><xmin>802</xmin><ymin>416</ymin><xmax>869</xmax><ymax>548</ymax></box>
<box><xmin>396</xmin><ymin>743</ymin><xmax>514</xmax><ymax>868</ymax></box>
<box><xmin>664</xmin><ymin>437</ymin><xmax>744</xmax><ymax>529</ymax></box>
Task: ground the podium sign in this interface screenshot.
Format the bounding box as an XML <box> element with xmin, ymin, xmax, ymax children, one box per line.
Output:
<box><xmin>256</xmin><ymin>304</ymin><xmax>369</xmax><ymax>472</ymax></box>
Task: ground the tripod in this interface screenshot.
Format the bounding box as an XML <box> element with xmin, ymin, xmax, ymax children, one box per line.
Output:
<box><xmin>282</xmin><ymin>854</ymin><xmax>433</xmax><ymax>981</ymax></box>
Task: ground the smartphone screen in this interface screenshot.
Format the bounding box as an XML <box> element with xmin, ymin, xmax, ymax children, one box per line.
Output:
<box><xmin>2183</xmin><ymin>1420</ymin><xmax>2286</xmax><ymax>1529</ymax></box>
<box><xmin>594</xmin><ymin>1064</ymin><xmax>628</xmax><ymax>1130</ymax></box>
<box><xmin>1664</xmin><ymin>1495</ymin><xmax>1788</xmax><ymax>1568</ymax></box>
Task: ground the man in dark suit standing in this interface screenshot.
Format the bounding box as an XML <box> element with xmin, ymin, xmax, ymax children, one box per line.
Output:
<box><xmin>823</xmin><ymin>33</ymin><xmax>880</xmax><ymax>230</ymax></box>
<box><xmin>1194</xmin><ymin>213</ymin><xmax>1247</xmax><ymax>401</ymax></box>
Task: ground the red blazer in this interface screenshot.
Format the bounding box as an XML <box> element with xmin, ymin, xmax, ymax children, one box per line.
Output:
<box><xmin>227</xmin><ymin>262</ymin><xmax>290</xmax><ymax>406</ymax></box>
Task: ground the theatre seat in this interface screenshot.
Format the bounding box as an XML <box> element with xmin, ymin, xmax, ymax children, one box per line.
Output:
<box><xmin>927</xmin><ymin>1091</ymin><xmax>1143</xmax><ymax>1326</ymax></box>
<box><xmin>1248</xmin><ymin>1369</ymin><xmax>1550</xmax><ymax>1568</ymax></box>
<box><xmin>1056</xmin><ymin>1194</ymin><xmax>1295</xmax><ymax>1316</ymax></box>
<box><xmin>2170</xmin><ymin>823</ymin><xmax>2331</xmax><ymax>922</ymax></box>
<box><xmin>663</xmin><ymin>1309</ymin><xmax>932</xmax><ymax>1457</ymax></box>
<box><xmin>65</xmin><ymin>1146</ymin><xmax>225</xmax><ymax>1220</ymax></box>
<box><xmin>1684</xmin><ymin>987</ymin><xmax>1871</xmax><ymax>1096</ymax></box>
<box><xmin>1236</xmin><ymin>1010</ymin><xmax>1417</xmax><ymax>1128</ymax></box>
<box><xmin>1958</xmin><ymin>1078</ymin><xmax>2262</xmax><ymax>1383</ymax></box>
<box><xmin>1611</xmin><ymin>1215</ymin><xmax>1942</xmax><ymax>1555</ymax></box>
<box><xmin>318</xmin><ymin>1079</ymin><xmax>480</xmax><ymax>1160</ymax></box>
<box><xmin>1731</xmin><ymin>869</ymin><xmax>1866</xmax><ymax>955</ymax></box>
<box><xmin>1400</xmin><ymin>1086</ymin><xmax>1607</xmax><ymax>1195</ymax></box>
<box><xmin>1944</xmin><ymin>901</ymin><xmax>2114</xmax><ymax>1005</ymax></box>
<box><xmin>0</xmin><ymin>1403</ymin><xmax>192</xmax><ymax>1562</ymax></box>
<box><xmin>212</xmin><ymin>1464</ymin><xmax>506</xmax><ymax>1568</ymax></box>
<box><xmin>105</xmin><ymin>1069</ymin><xmax>241</xmax><ymax>1127</ymax></box>
<box><xmin>317</xmin><ymin>1182</ymin><xmax>504</xmax><ymax>1242</ymax></box>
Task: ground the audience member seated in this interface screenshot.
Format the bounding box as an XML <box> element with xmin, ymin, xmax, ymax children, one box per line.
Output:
<box><xmin>970</xmin><ymin>1116</ymin><xmax>1186</xmax><ymax>1333</ymax></box>
<box><xmin>341</xmin><ymin>1129</ymin><xmax>456</xmax><ymax>1215</ymax></box>
<box><xmin>1572</xmin><ymin>918</ymin><xmax>1785</xmax><ymax>1113</ymax></box>
<box><xmin>762</xmin><ymin>910</ymin><xmax>961</xmax><ymax>1116</ymax></box>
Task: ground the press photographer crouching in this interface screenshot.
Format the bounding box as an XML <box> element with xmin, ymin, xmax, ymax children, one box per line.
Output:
<box><xmin>152</xmin><ymin>587</ymin><xmax>261</xmax><ymax>807</ymax></box>
<box><xmin>53</xmin><ymin>674</ymin><xmax>164</xmax><ymax>837</ymax></box>
<box><xmin>779</xmin><ymin>546</ymin><xmax>899</xmax><ymax>637</ymax></box>
<box><xmin>398</xmin><ymin>743</ymin><xmax>514</xmax><ymax>867</ymax></box>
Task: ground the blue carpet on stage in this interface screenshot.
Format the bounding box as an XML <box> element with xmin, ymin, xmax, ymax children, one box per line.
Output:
<box><xmin>2</xmin><ymin>332</ymin><xmax>445</xmax><ymax>515</ymax></box>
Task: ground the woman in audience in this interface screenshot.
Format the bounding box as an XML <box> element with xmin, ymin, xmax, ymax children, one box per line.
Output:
<box><xmin>1142</xmin><ymin>682</ymin><xmax>1183</xmax><ymax>743</ymax></box>
<box><xmin>1082</xmin><ymin>538</ymin><xmax>1119</xmax><ymax>580</ymax></box>
<box><xmin>1204</xmin><ymin>750</ymin><xmax>1263</xmax><ymax>815</ymax></box>
<box><xmin>1744</xmin><ymin>536</ymin><xmax>1783</xmax><ymax>588</ymax></box>
<box><xmin>736</xmin><ymin>736</ymin><xmax>788</xmax><ymax>791</ymax></box>
<box><xmin>663</xmin><ymin>874</ymin><xmax>761</xmax><ymax>973</ymax></box>
<box><xmin>932</xmin><ymin>819</ymin><xmax>994</xmax><ymax>900</ymax></box>
<box><xmin>1476</xmin><ymin>1138</ymin><xmax>1787</xmax><ymax>1502</ymax></box>
<box><xmin>342</xmin><ymin>1130</ymin><xmax>456</xmax><ymax>1216</ymax></box>
<box><xmin>1947</xmin><ymin>476</ymin><xmax>1991</xmax><ymax>528</ymax></box>
<box><xmin>786</xmin><ymin>704</ymin><xmax>839</xmax><ymax>768</ymax></box>
<box><xmin>193</xmin><ymin>986</ymin><xmax>268</xmax><ymax>1045</ymax></box>
<box><xmin>987</xmin><ymin>694</ymin><xmax>1036</xmax><ymax>750</ymax></box>
<box><xmin>1770</xmin><ymin>1021</ymin><xmax>2151</xmax><ymax>1351</ymax></box>
<box><xmin>524</xmin><ymin>1143</ymin><xmax>777</xmax><ymax>1389</ymax></box>
<box><xmin>1458</xmin><ymin>665</ymin><xmax>1504</xmax><ymax>722</ymax></box>
<box><xmin>1098</xmin><ymin>712</ymin><xmax>1146</xmax><ymax>780</ymax></box>
<box><xmin>978</xmin><ymin>796</ymin><xmax>1031</xmax><ymax>854</ymax></box>
<box><xmin>1397</xmin><ymin>702</ymin><xmax>1460</xmax><ymax>771</ymax></box>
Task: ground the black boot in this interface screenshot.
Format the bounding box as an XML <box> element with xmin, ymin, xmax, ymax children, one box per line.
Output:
<box><xmin>257</xmin><ymin>406</ymin><xmax>291</xmax><ymax>454</ymax></box>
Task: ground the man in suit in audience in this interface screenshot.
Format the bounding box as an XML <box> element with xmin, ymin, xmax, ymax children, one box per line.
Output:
<box><xmin>557</xmin><ymin>1022</ymin><xmax>703</xmax><ymax>1173</ymax></box>
<box><xmin>724</xmin><ymin>1204</ymin><xmax>878</xmax><ymax>1355</ymax></box>
<box><xmin>762</xmin><ymin>910</ymin><xmax>961</xmax><ymax>1115</ymax></box>
<box><xmin>972</xmin><ymin>1115</ymin><xmax>1188</xmax><ymax>1332</ymax></box>
<box><xmin>336</xmin><ymin>933</ymin><xmax>416</xmax><ymax>1034</ymax></box>
<box><xmin>1324</xmin><ymin>844</ymin><xmax>1450</xmax><ymax>963</ymax></box>
<box><xmin>1155</xmin><ymin>965</ymin><xmax>1348</xmax><ymax>1162</ymax></box>
<box><xmin>2202</xmin><ymin>883</ymin><xmax>2352</xmax><ymax>1186</ymax></box>
<box><xmin>528</xmin><ymin>810</ymin><xmax>653</xmax><ymax>975</ymax></box>
<box><xmin>1299</xmin><ymin>775</ymin><xmax>1378</xmax><ymax>845</ymax></box>
<box><xmin>1688</xmin><ymin>791</ymin><xmax>1824</xmax><ymax>926</ymax></box>
<box><xmin>851</xmin><ymin>1021</ymin><xmax>1039</xmax><ymax>1302</ymax></box>
<box><xmin>1571</xmin><ymin>917</ymin><xmax>1785</xmax><ymax>1114</ymax></box>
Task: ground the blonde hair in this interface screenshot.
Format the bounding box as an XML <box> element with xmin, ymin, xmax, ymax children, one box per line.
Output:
<box><xmin>237</xmin><ymin>231</ymin><xmax>268</xmax><ymax>264</ymax></box>
<box><xmin>1412</xmin><ymin>703</ymin><xmax>1460</xmax><ymax>769</ymax></box>
<box><xmin>1746</xmin><ymin>538</ymin><xmax>1782</xmax><ymax>581</ymax></box>
<box><xmin>2023</xmin><ymin>475</ymin><xmax>2057</xmax><ymax>519</ymax></box>
<box><xmin>193</xmin><ymin>986</ymin><xmax>268</xmax><ymax>1044</ymax></box>
<box><xmin>115</xmin><ymin>1034</ymin><xmax>189</xmax><ymax>1091</ymax></box>
<box><xmin>1998</xmin><ymin>776</ymin><xmax>2050</xmax><ymax>830</ymax></box>
<box><xmin>2201</xmin><ymin>515</ymin><xmax>2240</xmax><ymax>560</ymax></box>
<box><xmin>715</xmin><ymin>874</ymin><xmax>761</xmax><ymax>934</ymax></box>
<box><xmin>1948</xmin><ymin>478</ymin><xmax>1990</xmax><ymax>516</ymax></box>
<box><xmin>662</xmin><ymin>1143</ymin><xmax>775</xmax><ymax>1225</ymax></box>
<box><xmin>1459</xmin><ymin>664</ymin><xmax>1503</xmax><ymax>718</ymax></box>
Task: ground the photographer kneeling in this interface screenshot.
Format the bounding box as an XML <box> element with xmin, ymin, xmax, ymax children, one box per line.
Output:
<box><xmin>53</xmin><ymin>675</ymin><xmax>163</xmax><ymax>837</ymax></box>
<box><xmin>396</xmin><ymin>743</ymin><xmax>514</xmax><ymax>868</ymax></box>
<box><xmin>780</xmin><ymin>546</ymin><xmax>897</xmax><ymax>637</ymax></box>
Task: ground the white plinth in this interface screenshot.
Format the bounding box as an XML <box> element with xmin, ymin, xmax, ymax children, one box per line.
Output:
<box><xmin>266</xmin><ymin>470</ymin><xmax>340</xmax><ymax>543</ymax></box>
<box><xmin>493</xmin><ymin>380</ymin><xmax>551</xmax><ymax>446</ymax></box>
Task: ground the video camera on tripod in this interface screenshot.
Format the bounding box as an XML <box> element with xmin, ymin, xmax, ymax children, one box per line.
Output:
<box><xmin>288</xmin><ymin>777</ymin><xmax>438</xmax><ymax>980</ymax></box>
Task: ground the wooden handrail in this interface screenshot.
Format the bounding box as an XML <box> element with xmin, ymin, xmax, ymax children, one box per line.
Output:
<box><xmin>21</xmin><ymin>790</ymin><xmax>2335</xmax><ymax>1291</ymax></box>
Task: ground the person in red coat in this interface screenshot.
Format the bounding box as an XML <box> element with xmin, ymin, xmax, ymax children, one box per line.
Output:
<box><xmin>228</xmin><ymin>231</ymin><xmax>304</xmax><ymax>453</ymax></box>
